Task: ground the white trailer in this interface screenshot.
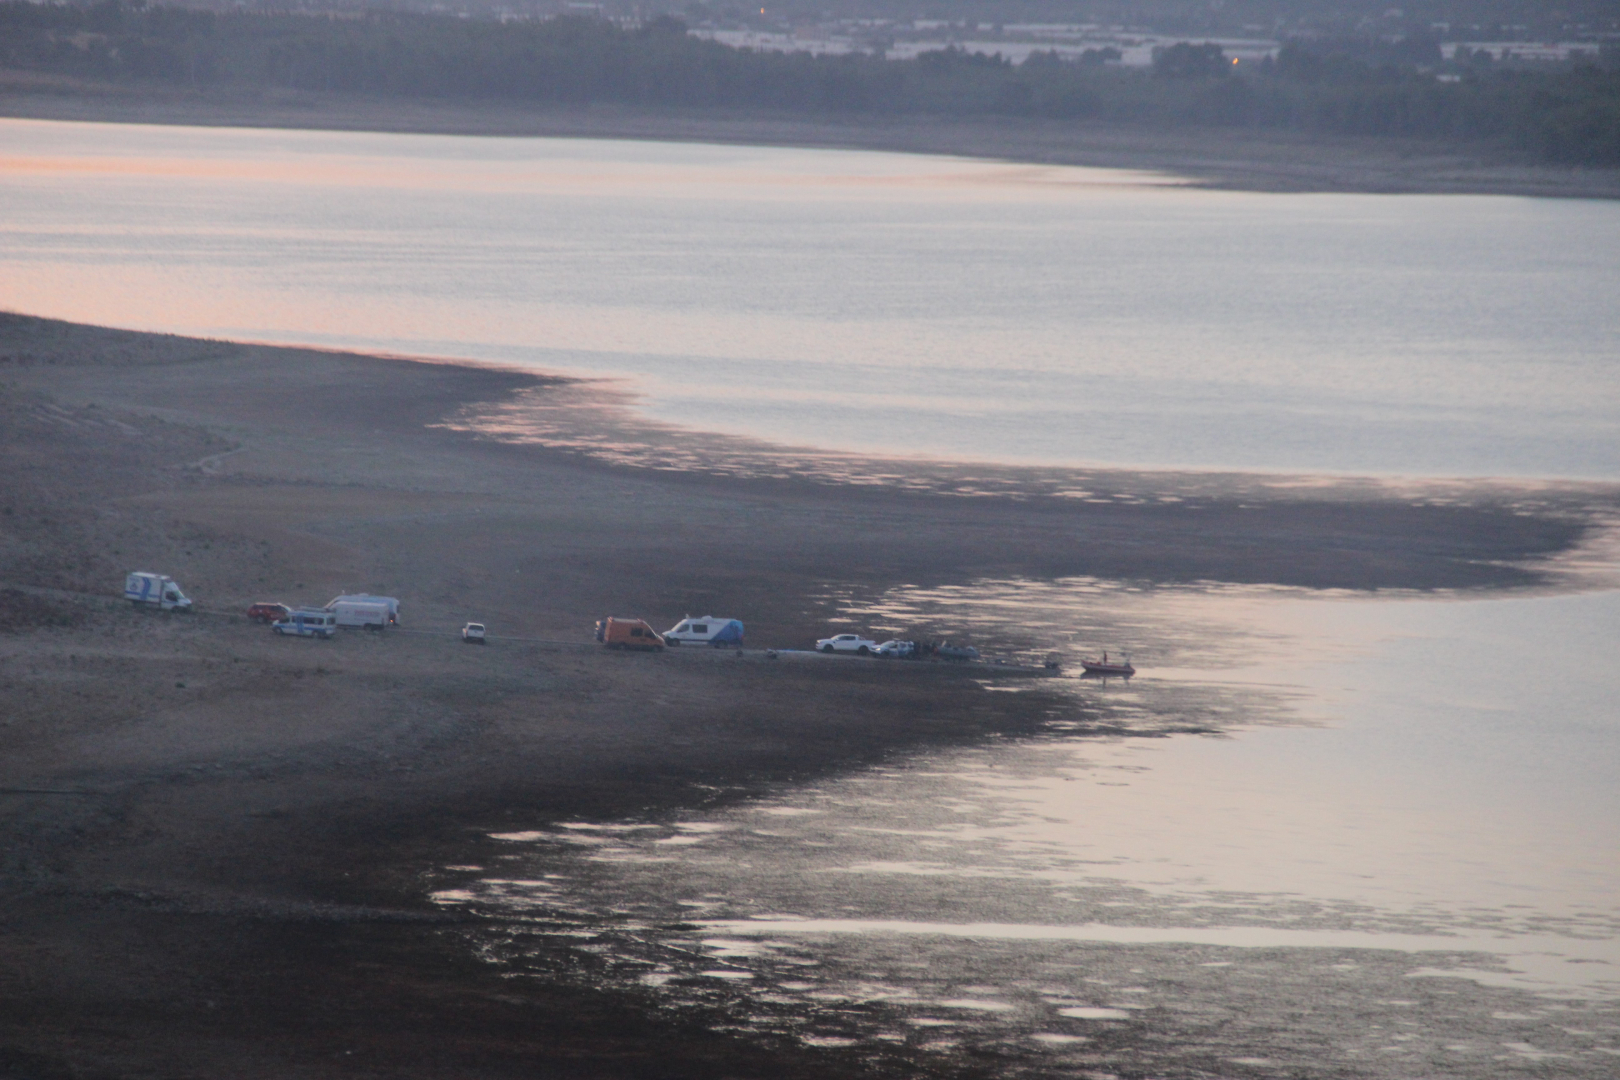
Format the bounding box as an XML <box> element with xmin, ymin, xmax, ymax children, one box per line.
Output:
<box><xmin>328</xmin><ymin>599</ymin><xmax>390</xmax><ymax>630</ymax></box>
<box><xmin>327</xmin><ymin>594</ymin><xmax>399</xmax><ymax>625</ymax></box>
<box><xmin>124</xmin><ymin>572</ymin><xmax>192</xmax><ymax>611</ymax></box>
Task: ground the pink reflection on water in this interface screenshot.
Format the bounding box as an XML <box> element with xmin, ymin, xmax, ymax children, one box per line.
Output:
<box><xmin>825</xmin><ymin>580</ymin><xmax>1620</xmax><ymax>917</ymax></box>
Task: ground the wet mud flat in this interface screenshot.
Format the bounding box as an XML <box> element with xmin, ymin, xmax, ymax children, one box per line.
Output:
<box><xmin>438</xmin><ymin>907</ymin><xmax>1620</xmax><ymax>1079</ymax></box>
<box><xmin>2</xmin><ymin>312</ymin><xmax>1618</xmax><ymax>1077</ymax></box>
<box><xmin>0</xmin><ymin>613</ymin><xmax>1081</xmax><ymax>1079</ymax></box>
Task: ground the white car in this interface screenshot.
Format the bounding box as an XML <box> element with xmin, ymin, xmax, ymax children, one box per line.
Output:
<box><xmin>816</xmin><ymin>633</ymin><xmax>879</xmax><ymax>656</ymax></box>
<box><xmin>876</xmin><ymin>639</ymin><xmax>917</xmax><ymax>658</ymax></box>
<box><xmin>461</xmin><ymin>622</ymin><xmax>486</xmax><ymax>645</ymax></box>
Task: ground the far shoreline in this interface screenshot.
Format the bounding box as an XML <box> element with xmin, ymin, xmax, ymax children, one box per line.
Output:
<box><xmin>4</xmin><ymin>77</ymin><xmax>1619</xmax><ymax>200</ymax></box>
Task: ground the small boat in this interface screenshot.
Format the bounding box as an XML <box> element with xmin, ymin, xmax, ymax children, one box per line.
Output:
<box><xmin>1080</xmin><ymin>652</ymin><xmax>1135</xmax><ymax>677</ymax></box>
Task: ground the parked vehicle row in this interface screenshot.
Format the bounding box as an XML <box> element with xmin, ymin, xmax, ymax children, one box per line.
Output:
<box><xmin>120</xmin><ymin>573</ymin><xmax>413</xmax><ymax>641</ymax></box>
<box><xmin>602</xmin><ymin>620</ymin><xmax>981</xmax><ymax>662</ymax></box>
<box><xmin>814</xmin><ymin>636</ymin><xmax>918</xmax><ymax>658</ymax></box>
<box><xmin>259</xmin><ymin>593</ymin><xmax>401</xmax><ymax>638</ymax></box>
<box><xmin>595</xmin><ymin>615</ymin><xmax>749</xmax><ymax>651</ymax></box>
<box><xmin>121</xmin><ymin>573</ymin><xmax>1063</xmax><ymax>667</ymax></box>
<box><xmin>813</xmin><ymin>635</ymin><xmax>980</xmax><ymax>661</ymax></box>
<box><xmin>254</xmin><ymin>591</ymin><xmax>485</xmax><ymax>645</ymax></box>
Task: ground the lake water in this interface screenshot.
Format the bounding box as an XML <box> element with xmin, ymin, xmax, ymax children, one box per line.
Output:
<box><xmin>435</xmin><ymin>584</ymin><xmax>1620</xmax><ymax>1074</ymax></box>
<box><xmin>3</xmin><ymin>117</ymin><xmax>1619</xmax><ymax>479</ymax></box>
<box><xmin>6</xmin><ymin>117</ymin><xmax>1620</xmax><ymax>1074</ymax></box>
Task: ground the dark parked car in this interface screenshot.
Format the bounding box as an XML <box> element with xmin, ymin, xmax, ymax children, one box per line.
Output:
<box><xmin>247</xmin><ymin>602</ymin><xmax>291</xmax><ymax>624</ymax></box>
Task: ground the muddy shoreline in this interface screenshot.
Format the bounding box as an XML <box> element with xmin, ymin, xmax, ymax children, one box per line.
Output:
<box><xmin>2</xmin><ymin>312</ymin><xmax>1616</xmax><ymax>1077</ymax></box>
<box><xmin>4</xmin><ymin>76</ymin><xmax>1619</xmax><ymax>200</ymax></box>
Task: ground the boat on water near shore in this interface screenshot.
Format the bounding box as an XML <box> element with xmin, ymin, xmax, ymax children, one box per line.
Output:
<box><xmin>1081</xmin><ymin>652</ymin><xmax>1135</xmax><ymax>677</ymax></box>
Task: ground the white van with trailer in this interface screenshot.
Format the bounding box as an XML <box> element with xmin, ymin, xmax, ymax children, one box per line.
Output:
<box><xmin>124</xmin><ymin>572</ymin><xmax>192</xmax><ymax>611</ymax></box>
<box><xmin>272</xmin><ymin>608</ymin><xmax>337</xmax><ymax>639</ymax></box>
<box><xmin>328</xmin><ymin>598</ymin><xmax>390</xmax><ymax>630</ymax></box>
<box><xmin>327</xmin><ymin>594</ymin><xmax>399</xmax><ymax>626</ymax></box>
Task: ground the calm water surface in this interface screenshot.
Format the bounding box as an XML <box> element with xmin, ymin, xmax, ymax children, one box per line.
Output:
<box><xmin>3</xmin><ymin>117</ymin><xmax>1619</xmax><ymax>478</ymax></box>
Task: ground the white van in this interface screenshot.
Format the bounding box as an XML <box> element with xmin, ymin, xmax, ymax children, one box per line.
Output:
<box><xmin>662</xmin><ymin>616</ymin><xmax>745</xmax><ymax>648</ymax></box>
<box><xmin>329</xmin><ymin>599</ymin><xmax>390</xmax><ymax>630</ymax></box>
<box><xmin>124</xmin><ymin>572</ymin><xmax>192</xmax><ymax>611</ymax></box>
<box><xmin>272</xmin><ymin>608</ymin><xmax>337</xmax><ymax>639</ymax></box>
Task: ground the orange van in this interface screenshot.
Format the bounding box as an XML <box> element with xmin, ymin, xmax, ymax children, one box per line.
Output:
<box><xmin>594</xmin><ymin>617</ymin><xmax>665</xmax><ymax>651</ymax></box>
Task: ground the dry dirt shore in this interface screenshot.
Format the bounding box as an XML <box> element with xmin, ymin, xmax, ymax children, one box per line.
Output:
<box><xmin>4</xmin><ymin>72</ymin><xmax>1619</xmax><ymax>200</ymax></box>
<box><xmin>0</xmin><ymin>312</ymin><xmax>1613</xmax><ymax>1078</ymax></box>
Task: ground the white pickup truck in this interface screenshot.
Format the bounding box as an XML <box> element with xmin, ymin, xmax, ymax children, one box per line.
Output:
<box><xmin>816</xmin><ymin>633</ymin><xmax>879</xmax><ymax>656</ymax></box>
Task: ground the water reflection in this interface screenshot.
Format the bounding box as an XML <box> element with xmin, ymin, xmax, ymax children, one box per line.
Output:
<box><xmin>431</xmin><ymin>584</ymin><xmax>1620</xmax><ymax>1073</ymax></box>
<box><xmin>6</xmin><ymin>118</ymin><xmax>1620</xmax><ymax>477</ymax></box>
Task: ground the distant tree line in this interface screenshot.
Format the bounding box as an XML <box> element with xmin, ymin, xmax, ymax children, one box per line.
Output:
<box><xmin>2</xmin><ymin>2</ymin><xmax>1616</xmax><ymax>166</ymax></box>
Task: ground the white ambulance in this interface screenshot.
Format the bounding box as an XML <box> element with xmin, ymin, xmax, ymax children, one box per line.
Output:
<box><xmin>124</xmin><ymin>572</ymin><xmax>192</xmax><ymax>611</ymax></box>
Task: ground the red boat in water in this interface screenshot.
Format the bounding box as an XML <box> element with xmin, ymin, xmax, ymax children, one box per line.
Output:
<box><xmin>1080</xmin><ymin>652</ymin><xmax>1135</xmax><ymax>677</ymax></box>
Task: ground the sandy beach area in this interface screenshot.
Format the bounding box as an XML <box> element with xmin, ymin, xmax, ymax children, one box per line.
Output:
<box><xmin>4</xmin><ymin>72</ymin><xmax>1619</xmax><ymax>200</ymax></box>
<box><xmin>1</xmin><ymin>312</ymin><xmax>1614</xmax><ymax>1077</ymax></box>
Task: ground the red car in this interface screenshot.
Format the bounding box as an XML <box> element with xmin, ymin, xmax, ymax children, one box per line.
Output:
<box><xmin>247</xmin><ymin>602</ymin><xmax>291</xmax><ymax>624</ymax></box>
